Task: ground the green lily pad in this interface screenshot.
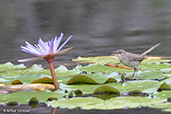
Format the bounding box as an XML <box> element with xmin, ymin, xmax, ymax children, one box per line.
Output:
<box><xmin>150</xmin><ymin>102</ymin><xmax>171</xmax><ymax>112</ymax></box>
<box><xmin>134</xmin><ymin>71</ymin><xmax>168</xmax><ymax>79</ymax></box>
<box><xmin>0</xmin><ymin>62</ymin><xmax>26</xmax><ymax>72</ymax></box>
<box><xmin>158</xmin><ymin>82</ymin><xmax>171</xmax><ymax>92</ymax></box>
<box><xmin>153</xmin><ymin>90</ymin><xmax>171</xmax><ymax>99</ymax></box>
<box><xmin>78</xmin><ymin>64</ymin><xmax>131</xmax><ymax>74</ymax></box>
<box><xmin>73</xmin><ymin>56</ymin><xmax>119</xmax><ymax>64</ymax></box>
<box><xmin>47</xmin><ymin>96</ymin><xmax>163</xmax><ymax>109</ymax></box>
<box><xmin>0</xmin><ymin>91</ymin><xmax>64</xmax><ymax>104</ymax></box>
<box><xmin>93</xmin><ymin>85</ymin><xmax>120</xmax><ymax>94</ymax></box>
<box><xmin>31</xmin><ymin>77</ymin><xmax>53</xmax><ymax>84</ymax></box>
<box><xmin>103</xmin><ymin>78</ymin><xmax>117</xmax><ymax>84</ymax></box>
<box><xmin>66</xmin><ymin>74</ymin><xmax>99</xmax><ymax>85</ymax></box>
<box><xmin>122</xmin><ymin>80</ymin><xmax>161</xmax><ymax>93</ymax></box>
<box><xmin>11</xmin><ymin>79</ymin><xmax>23</xmax><ymax>85</ymax></box>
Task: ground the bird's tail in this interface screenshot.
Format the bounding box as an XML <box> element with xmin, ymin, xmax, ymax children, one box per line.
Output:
<box><xmin>141</xmin><ymin>43</ymin><xmax>161</xmax><ymax>56</ymax></box>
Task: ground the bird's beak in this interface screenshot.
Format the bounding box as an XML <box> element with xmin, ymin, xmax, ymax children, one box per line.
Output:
<box><xmin>111</xmin><ymin>51</ymin><xmax>119</xmax><ymax>56</ymax></box>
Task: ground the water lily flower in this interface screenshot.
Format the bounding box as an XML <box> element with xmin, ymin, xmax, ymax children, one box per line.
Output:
<box><xmin>18</xmin><ymin>33</ymin><xmax>73</xmax><ymax>90</ymax></box>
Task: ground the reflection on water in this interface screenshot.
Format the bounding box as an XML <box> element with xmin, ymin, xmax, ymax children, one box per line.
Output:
<box><xmin>0</xmin><ymin>0</ymin><xmax>171</xmax><ymax>65</ymax></box>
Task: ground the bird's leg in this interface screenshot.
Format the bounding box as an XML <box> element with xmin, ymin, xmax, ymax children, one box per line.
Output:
<box><xmin>132</xmin><ymin>68</ymin><xmax>138</xmax><ymax>80</ymax></box>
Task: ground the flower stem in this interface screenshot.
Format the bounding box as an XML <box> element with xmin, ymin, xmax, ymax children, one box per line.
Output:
<box><xmin>48</xmin><ymin>61</ymin><xmax>59</xmax><ymax>90</ymax></box>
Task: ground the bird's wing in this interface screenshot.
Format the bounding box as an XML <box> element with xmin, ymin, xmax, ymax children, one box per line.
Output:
<box><xmin>127</xmin><ymin>53</ymin><xmax>145</xmax><ymax>61</ymax></box>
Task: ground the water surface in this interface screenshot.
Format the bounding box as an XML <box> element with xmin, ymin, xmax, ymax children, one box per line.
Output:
<box><xmin>0</xmin><ymin>0</ymin><xmax>171</xmax><ymax>66</ymax></box>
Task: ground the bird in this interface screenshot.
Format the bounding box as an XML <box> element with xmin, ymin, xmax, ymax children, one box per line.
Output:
<box><xmin>112</xmin><ymin>43</ymin><xmax>161</xmax><ymax>78</ymax></box>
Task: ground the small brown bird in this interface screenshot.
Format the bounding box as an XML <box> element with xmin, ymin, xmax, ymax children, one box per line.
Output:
<box><xmin>112</xmin><ymin>43</ymin><xmax>161</xmax><ymax>78</ymax></box>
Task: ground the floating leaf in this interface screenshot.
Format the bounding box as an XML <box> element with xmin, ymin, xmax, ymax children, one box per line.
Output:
<box><xmin>79</xmin><ymin>64</ymin><xmax>131</xmax><ymax>73</ymax></box>
<box><xmin>154</xmin><ymin>90</ymin><xmax>171</xmax><ymax>99</ymax></box>
<box><xmin>105</xmin><ymin>63</ymin><xmax>132</xmax><ymax>70</ymax></box>
<box><xmin>127</xmin><ymin>90</ymin><xmax>146</xmax><ymax>96</ymax></box>
<box><xmin>103</xmin><ymin>78</ymin><xmax>117</xmax><ymax>84</ymax></box>
<box><xmin>93</xmin><ymin>85</ymin><xmax>120</xmax><ymax>94</ymax></box>
<box><xmin>11</xmin><ymin>79</ymin><xmax>23</xmax><ymax>85</ymax></box>
<box><xmin>29</xmin><ymin>97</ymin><xmax>39</xmax><ymax>108</ymax></box>
<box><xmin>0</xmin><ymin>83</ymin><xmax>6</xmax><ymax>87</ymax></box>
<box><xmin>47</xmin><ymin>96</ymin><xmax>163</xmax><ymax>109</ymax></box>
<box><xmin>6</xmin><ymin>101</ymin><xmax>19</xmax><ymax>106</ymax></box>
<box><xmin>31</xmin><ymin>77</ymin><xmax>53</xmax><ymax>84</ymax></box>
<box><xmin>74</xmin><ymin>89</ymin><xmax>83</xmax><ymax>97</ymax></box>
<box><xmin>122</xmin><ymin>80</ymin><xmax>161</xmax><ymax>93</ymax></box>
<box><xmin>47</xmin><ymin>97</ymin><xmax>104</xmax><ymax>109</ymax></box>
<box><xmin>47</xmin><ymin>97</ymin><xmax>58</xmax><ymax>101</ymax></box>
<box><xmin>66</xmin><ymin>75</ymin><xmax>99</xmax><ymax>85</ymax></box>
<box><xmin>134</xmin><ymin>71</ymin><xmax>169</xmax><ymax>79</ymax></box>
<box><xmin>158</xmin><ymin>82</ymin><xmax>171</xmax><ymax>92</ymax></box>
<box><xmin>73</xmin><ymin>56</ymin><xmax>119</xmax><ymax>64</ymax></box>
<box><xmin>0</xmin><ymin>91</ymin><xmax>64</xmax><ymax>104</ymax></box>
<box><xmin>93</xmin><ymin>85</ymin><xmax>120</xmax><ymax>100</ymax></box>
<box><xmin>150</xmin><ymin>102</ymin><xmax>171</xmax><ymax>112</ymax></box>
<box><xmin>1</xmin><ymin>84</ymin><xmax>55</xmax><ymax>92</ymax></box>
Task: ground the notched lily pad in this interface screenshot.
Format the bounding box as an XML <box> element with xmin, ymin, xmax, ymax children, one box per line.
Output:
<box><xmin>103</xmin><ymin>78</ymin><xmax>117</xmax><ymax>84</ymax></box>
<box><xmin>31</xmin><ymin>77</ymin><xmax>53</xmax><ymax>84</ymax></box>
<box><xmin>11</xmin><ymin>79</ymin><xmax>23</xmax><ymax>85</ymax></box>
<box><xmin>66</xmin><ymin>74</ymin><xmax>99</xmax><ymax>85</ymax></box>
<box><xmin>158</xmin><ymin>82</ymin><xmax>171</xmax><ymax>92</ymax></box>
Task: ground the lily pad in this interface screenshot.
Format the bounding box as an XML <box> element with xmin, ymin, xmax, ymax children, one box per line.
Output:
<box><xmin>0</xmin><ymin>91</ymin><xmax>64</xmax><ymax>104</ymax></box>
<box><xmin>31</xmin><ymin>77</ymin><xmax>53</xmax><ymax>84</ymax></box>
<box><xmin>47</xmin><ymin>96</ymin><xmax>163</xmax><ymax>110</ymax></box>
<box><xmin>154</xmin><ymin>90</ymin><xmax>171</xmax><ymax>99</ymax></box>
<box><xmin>0</xmin><ymin>84</ymin><xmax>55</xmax><ymax>92</ymax></box>
<box><xmin>103</xmin><ymin>78</ymin><xmax>117</xmax><ymax>84</ymax></box>
<box><xmin>158</xmin><ymin>82</ymin><xmax>171</xmax><ymax>92</ymax></box>
<box><xmin>11</xmin><ymin>79</ymin><xmax>23</xmax><ymax>85</ymax></box>
<box><xmin>66</xmin><ymin>74</ymin><xmax>99</xmax><ymax>85</ymax></box>
<box><xmin>122</xmin><ymin>80</ymin><xmax>161</xmax><ymax>93</ymax></box>
<box><xmin>78</xmin><ymin>64</ymin><xmax>131</xmax><ymax>73</ymax></box>
<box><xmin>93</xmin><ymin>85</ymin><xmax>120</xmax><ymax>94</ymax></box>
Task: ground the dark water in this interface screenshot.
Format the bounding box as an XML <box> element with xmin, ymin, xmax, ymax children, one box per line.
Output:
<box><xmin>0</xmin><ymin>104</ymin><xmax>170</xmax><ymax>114</ymax></box>
<box><xmin>1</xmin><ymin>0</ymin><xmax>171</xmax><ymax>66</ymax></box>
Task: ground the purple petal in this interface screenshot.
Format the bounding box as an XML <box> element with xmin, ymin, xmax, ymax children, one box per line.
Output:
<box><xmin>25</xmin><ymin>42</ymin><xmax>42</xmax><ymax>55</ymax></box>
<box><xmin>38</xmin><ymin>38</ymin><xmax>49</xmax><ymax>55</ymax></box>
<box><xmin>49</xmin><ymin>38</ymin><xmax>54</xmax><ymax>53</ymax></box>
<box><xmin>18</xmin><ymin>57</ymin><xmax>43</xmax><ymax>62</ymax></box>
<box><xmin>56</xmin><ymin>35</ymin><xmax>72</xmax><ymax>52</ymax></box>
<box><xmin>21</xmin><ymin>46</ymin><xmax>41</xmax><ymax>56</ymax></box>
<box><xmin>54</xmin><ymin>47</ymin><xmax>73</xmax><ymax>56</ymax></box>
<box><xmin>53</xmin><ymin>33</ymin><xmax>64</xmax><ymax>53</ymax></box>
<box><xmin>53</xmin><ymin>36</ymin><xmax>58</xmax><ymax>53</ymax></box>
